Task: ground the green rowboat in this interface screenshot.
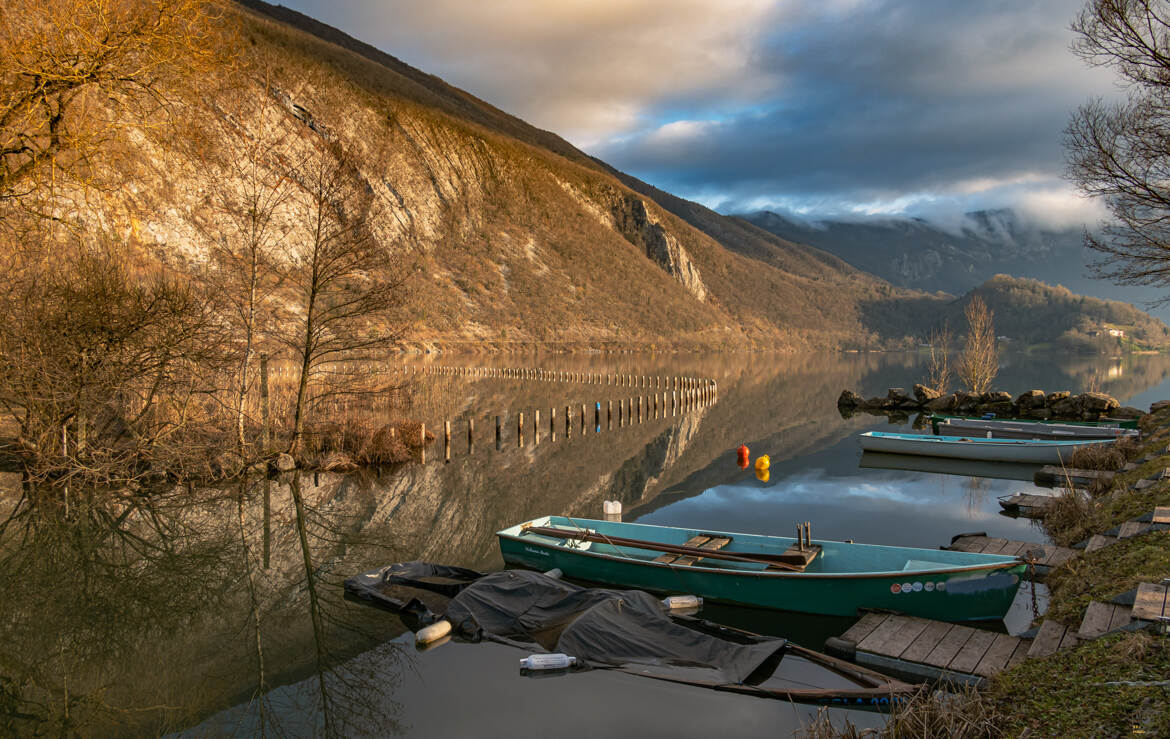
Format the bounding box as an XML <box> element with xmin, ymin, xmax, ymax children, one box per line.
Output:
<box><xmin>498</xmin><ymin>516</ymin><xmax>1025</xmax><ymax>621</ymax></box>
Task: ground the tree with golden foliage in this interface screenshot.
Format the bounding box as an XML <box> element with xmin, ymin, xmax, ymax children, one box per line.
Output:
<box><xmin>958</xmin><ymin>294</ymin><xmax>999</xmax><ymax>394</ymax></box>
<box><xmin>925</xmin><ymin>321</ymin><xmax>954</xmax><ymax>394</ymax></box>
<box><xmin>0</xmin><ymin>0</ymin><xmax>221</xmax><ymax>202</ymax></box>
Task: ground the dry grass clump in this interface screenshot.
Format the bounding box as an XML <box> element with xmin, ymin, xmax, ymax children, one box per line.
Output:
<box><xmin>1040</xmin><ymin>487</ymin><xmax>1099</xmax><ymax>547</ymax></box>
<box><xmin>1069</xmin><ymin>436</ymin><xmax>1138</xmax><ymax>471</ymax></box>
<box><xmin>300</xmin><ymin>418</ymin><xmax>433</xmax><ymax>468</ymax></box>
<box><xmin>883</xmin><ymin>685</ymin><xmax>1001</xmax><ymax>738</ymax></box>
<box><xmin>799</xmin><ymin>686</ymin><xmax>1003</xmax><ymax>738</ymax></box>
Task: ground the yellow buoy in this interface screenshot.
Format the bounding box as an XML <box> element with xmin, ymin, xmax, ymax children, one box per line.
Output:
<box><xmin>754</xmin><ymin>454</ymin><xmax>770</xmax><ymax>471</ymax></box>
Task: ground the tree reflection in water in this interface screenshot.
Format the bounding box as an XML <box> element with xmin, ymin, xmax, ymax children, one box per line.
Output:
<box><xmin>0</xmin><ymin>473</ymin><xmax>406</xmax><ymax>737</ymax></box>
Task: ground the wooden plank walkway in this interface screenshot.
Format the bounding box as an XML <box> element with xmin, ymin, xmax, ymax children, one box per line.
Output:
<box><xmin>1077</xmin><ymin>601</ymin><xmax>1133</xmax><ymax>639</ymax></box>
<box><xmin>1132</xmin><ymin>581</ymin><xmax>1170</xmax><ymax>622</ymax></box>
<box><xmin>1034</xmin><ymin>466</ymin><xmax>1114</xmax><ymax>489</ymax></box>
<box><xmin>998</xmin><ymin>492</ymin><xmax>1060</xmax><ymax>517</ymax></box>
<box><xmin>834</xmin><ymin>614</ymin><xmax>1030</xmax><ymax>685</ymax></box>
<box><xmin>945</xmin><ymin>534</ymin><xmax>1074</xmax><ymax>569</ymax></box>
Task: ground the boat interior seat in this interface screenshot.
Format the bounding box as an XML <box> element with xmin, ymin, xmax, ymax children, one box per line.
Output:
<box><xmin>656</xmin><ymin>534</ymin><xmax>733</xmax><ymax>566</ymax></box>
<box><xmin>902</xmin><ymin>559</ymin><xmax>950</xmax><ymax>571</ymax></box>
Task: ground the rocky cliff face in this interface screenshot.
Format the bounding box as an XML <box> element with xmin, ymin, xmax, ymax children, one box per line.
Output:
<box><xmin>87</xmin><ymin>0</ymin><xmax>943</xmax><ymax>352</ymax></box>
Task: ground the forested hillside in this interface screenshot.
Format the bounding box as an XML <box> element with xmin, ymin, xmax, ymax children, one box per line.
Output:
<box><xmin>947</xmin><ymin>276</ymin><xmax>1170</xmax><ymax>351</ymax></box>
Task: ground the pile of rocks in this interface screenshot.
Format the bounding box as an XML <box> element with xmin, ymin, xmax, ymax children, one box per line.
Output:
<box><xmin>837</xmin><ymin>385</ymin><xmax>1143</xmax><ymax>422</ymax></box>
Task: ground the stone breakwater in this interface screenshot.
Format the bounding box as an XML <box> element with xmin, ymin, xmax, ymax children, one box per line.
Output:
<box><xmin>837</xmin><ymin>385</ymin><xmax>1145</xmax><ymax>422</ymax></box>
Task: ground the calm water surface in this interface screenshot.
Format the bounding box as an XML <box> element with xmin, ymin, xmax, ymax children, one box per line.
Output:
<box><xmin>4</xmin><ymin>350</ymin><xmax>1170</xmax><ymax>737</ymax></box>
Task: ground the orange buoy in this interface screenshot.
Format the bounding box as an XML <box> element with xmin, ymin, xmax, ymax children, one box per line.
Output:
<box><xmin>736</xmin><ymin>444</ymin><xmax>750</xmax><ymax>469</ymax></box>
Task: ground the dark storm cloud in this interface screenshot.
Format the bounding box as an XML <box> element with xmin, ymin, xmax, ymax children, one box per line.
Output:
<box><xmin>594</xmin><ymin>0</ymin><xmax>1120</xmax><ymax>218</ymax></box>
<box><xmin>272</xmin><ymin>0</ymin><xmax>1116</xmax><ymax>221</ymax></box>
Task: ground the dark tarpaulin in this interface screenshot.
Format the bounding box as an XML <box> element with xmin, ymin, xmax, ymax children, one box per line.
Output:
<box><xmin>444</xmin><ymin>569</ymin><xmax>787</xmax><ymax>683</ymax></box>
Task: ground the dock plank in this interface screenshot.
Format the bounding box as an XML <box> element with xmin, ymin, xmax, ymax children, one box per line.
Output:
<box><xmin>1132</xmin><ymin>582</ymin><xmax>1170</xmax><ymax>622</ymax></box>
<box><xmin>948</xmin><ymin>629</ymin><xmax>998</xmax><ymax>674</ymax></box>
<box><xmin>923</xmin><ymin>625</ymin><xmax>975</xmax><ymax>668</ymax></box>
<box><xmin>1085</xmin><ymin>535</ymin><xmax>1116</xmax><ymax>553</ymax></box>
<box><xmin>1108</xmin><ymin>604</ymin><xmax>1134</xmax><ymax>632</ymax></box>
<box><xmin>898</xmin><ymin>620</ymin><xmax>954</xmax><ymax>662</ymax></box>
<box><xmin>841</xmin><ymin>613</ymin><xmax>887</xmax><ymax>645</ymax></box>
<box><xmin>855</xmin><ymin>616</ymin><xmax>906</xmax><ymax>654</ymax></box>
<box><xmin>1005</xmin><ymin>639</ymin><xmax>1031</xmax><ymax>669</ymax></box>
<box><xmin>1118</xmin><ymin>521</ymin><xmax>1150</xmax><ymax>539</ymax></box>
<box><xmin>1078</xmin><ymin>601</ymin><xmax>1116</xmax><ymax>639</ymax></box>
<box><xmin>1027</xmin><ymin>620</ymin><xmax>1068</xmax><ymax>658</ymax></box>
<box><xmin>950</xmin><ymin>536</ymin><xmax>991</xmax><ymax>554</ymax></box>
<box><xmin>1153</xmin><ymin>507</ymin><xmax>1170</xmax><ymax>524</ymax></box>
<box><xmin>871</xmin><ymin>617</ymin><xmax>932</xmax><ymax>658</ymax></box>
<box><xmin>973</xmin><ymin>633</ymin><xmax>1021</xmax><ymax>677</ymax></box>
<box><xmin>1045</xmin><ymin>548</ymin><xmax>1076</xmax><ymax>568</ymax></box>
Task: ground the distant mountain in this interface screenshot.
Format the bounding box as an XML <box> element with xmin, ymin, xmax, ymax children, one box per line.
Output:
<box><xmin>951</xmin><ymin>275</ymin><xmax>1170</xmax><ymax>351</ymax></box>
<box><xmin>738</xmin><ymin>209</ymin><xmax>1170</xmax><ymax>321</ymax></box>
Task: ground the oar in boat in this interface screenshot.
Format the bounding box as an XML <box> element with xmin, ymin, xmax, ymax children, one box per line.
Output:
<box><xmin>521</xmin><ymin>525</ymin><xmax>808</xmax><ymax>571</ymax></box>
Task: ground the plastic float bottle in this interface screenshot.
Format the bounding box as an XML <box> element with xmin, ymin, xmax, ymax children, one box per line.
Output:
<box><xmin>736</xmin><ymin>444</ymin><xmax>750</xmax><ymax>469</ymax></box>
<box><xmin>520</xmin><ymin>653</ymin><xmax>577</xmax><ymax>670</ymax></box>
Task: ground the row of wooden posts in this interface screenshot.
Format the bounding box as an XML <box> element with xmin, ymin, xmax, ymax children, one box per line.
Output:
<box><xmin>420</xmin><ymin>364</ymin><xmax>717</xmax><ymax>394</ymax></box>
<box><xmin>428</xmin><ymin>385</ymin><xmax>715</xmax><ymax>463</ymax></box>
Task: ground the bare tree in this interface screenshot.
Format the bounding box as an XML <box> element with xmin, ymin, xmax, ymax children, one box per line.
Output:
<box><xmin>196</xmin><ymin>70</ymin><xmax>299</xmax><ymax>455</ymax></box>
<box><xmin>279</xmin><ymin>139</ymin><xmax>411</xmax><ymax>457</ymax></box>
<box><xmin>0</xmin><ymin>237</ymin><xmax>227</xmax><ymax>485</ymax></box>
<box><xmin>1067</xmin><ymin>0</ymin><xmax>1170</xmax><ymax>294</ymax></box>
<box><xmin>958</xmin><ymin>295</ymin><xmax>999</xmax><ymax>394</ymax></box>
<box><xmin>925</xmin><ymin>321</ymin><xmax>954</xmax><ymax>394</ymax></box>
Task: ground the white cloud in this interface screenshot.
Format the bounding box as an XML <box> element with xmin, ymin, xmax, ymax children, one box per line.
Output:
<box><xmin>294</xmin><ymin>0</ymin><xmax>783</xmax><ymax>147</ymax></box>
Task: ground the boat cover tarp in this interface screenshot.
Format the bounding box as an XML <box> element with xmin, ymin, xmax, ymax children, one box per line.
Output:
<box><xmin>347</xmin><ymin>562</ymin><xmax>786</xmax><ymax>683</ymax></box>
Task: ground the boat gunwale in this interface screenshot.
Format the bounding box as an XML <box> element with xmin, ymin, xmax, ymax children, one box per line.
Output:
<box><xmin>498</xmin><ymin>531</ymin><xmax>1023</xmax><ymax>580</ymax></box>
<box><xmin>861</xmin><ymin>431</ymin><xmax>1102</xmax><ymax>447</ymax></box>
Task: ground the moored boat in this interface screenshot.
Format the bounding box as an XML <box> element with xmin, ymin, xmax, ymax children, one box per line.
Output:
<box><xmin>346</xmin><ymin>561</ymin><xmax>916</xmax><ymax>707</ymax></box>
<box><xmin>496</xmin><ymin>516</ymin><xmax>1024</xmax><ymax>621</ymax></box>
<box><xmin>929</xmin><ymin>413</ymin><xmax>1138</xmax><ymax>434</ymax></box>
<box><xmin>934</xmin><ymin>416</ymin><xmax>1139</xmax><ymax>441</ymax></box>
<box><xmin>859</xmin><ymin>430</ymin><xmax>1104</xmax><ymax>464</ymax></box>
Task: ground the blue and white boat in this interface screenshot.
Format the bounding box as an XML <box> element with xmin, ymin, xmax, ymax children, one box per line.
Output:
<box><xmin>859</xmin><ymin>431</ymin><xmax>1106</xmax><ymax>464</ymax></box>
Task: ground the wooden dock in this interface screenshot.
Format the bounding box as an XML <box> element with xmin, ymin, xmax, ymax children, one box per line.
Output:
<box><xmin>997</xmin><ymin>491</ymin><xmax>1061</xmax><ymax>518</ymax></box>
<box><xmin>944</xmin><ymin>533</ymin><xmax>1075</xmax><ymax>572</ymax></box>
<box><xmin>827</xmin><ymin>613</ymin><xmax>1030</xmax><ymax>686</ymax></box>
<box><xmin>1034</xmin><ymin>465</ymin><xmax>1114</xmax><ymax>489</ymax></box>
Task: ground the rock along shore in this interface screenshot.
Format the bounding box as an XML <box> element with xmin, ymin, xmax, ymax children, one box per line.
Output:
<box><xmin>837</xmin><ymin>385</ymin><xmax>1144</xmax><ymax>422</ymax></box>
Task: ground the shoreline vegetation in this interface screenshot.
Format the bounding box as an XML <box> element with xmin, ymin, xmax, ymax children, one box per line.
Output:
<box><xmin>808</xmin><ymin>404</ymin><xmax>1170</xmax><ymax>739</ymax></box>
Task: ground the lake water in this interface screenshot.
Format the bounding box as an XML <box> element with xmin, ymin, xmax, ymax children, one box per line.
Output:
<box><xmin>3</xmin><ymin>350</ymin><xmax>1170</xmax><ymax>737</ymax></box>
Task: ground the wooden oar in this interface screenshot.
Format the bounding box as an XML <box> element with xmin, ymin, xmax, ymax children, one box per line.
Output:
<box><xmin>522</xmin><ymin>525</ymin><xmax>807</xmax><ymax>571</ymax></box>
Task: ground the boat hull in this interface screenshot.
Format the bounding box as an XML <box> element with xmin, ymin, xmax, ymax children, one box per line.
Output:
<box><xmin>936</xmin><ymin>418</ymin><xmax>1138</xmax><ymax>441</ymax></box>
<box><xmin>498</xmin><ymin>519</ymin><xmax>1024</xmax><ymax>622</ymax></box>
<box><xmin>930</xmin><ymin>413</ymin><xmax>1138</xmax><ymax>433</ymax></box>
<box><xmin>859</xmin><ymin>431</ymin><xmax>1101</xmax><ymax>464</ymax></box>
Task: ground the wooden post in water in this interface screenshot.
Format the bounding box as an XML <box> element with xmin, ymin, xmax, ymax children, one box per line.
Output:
<box><xmin>618</xmin><ymin>398</ymin><xmax>623</xmax><ymax>427</ymax></box>
<box><xmin>496</xmin><ymin>415</ymin><xmax>502</xmax><ymax>451</ymax></box>
<box><xmin>565</xmin><ymin>404</ymin><xmax>572</xmax><ymax>438</ymax></box>
<box><xmin>468</xmin><ymin>418</ymin><xmax>475</xmax><ymax>454</ymax></box>
<box><xmin>550</xmin><ymin>407</ymin><xmax>557</xmax><ymax>442</ymax></box>
<box><xmin>262</xmin><ymin>478</ymin><xmax>271</xmax><ymax>569</ymax></box>
<box><xmin>580</xmin><ymin>404</ymin><xmax>586</xmax><ymax>433</ymax></box>
<box><xmin>444</xmin><ymin>420</ymin><xmax>451</xmax><ymax>463</ymax></box>
<box><xmin>534</xmin><ymin>409</ymin><xmax>540</xmax><ymax>445</ymax></box>
<box><xmin>518</xmin><ymin>412</ymin><xmax>524</xmax><ymax>448</ymax></box>
<box><xmin>608</xmin><ymin>400</ymin><xmax>613</xmax><ymax>430</ymax></box>
<box><xmin>420</xmin><ymin>422</ymin><xmax>426</xmax><ymax>464</ymax></box>
<box><xmin>637</xmin><ymin>396</ymin><xmax>642</xmax><ymax>423</ymax></box>
<box><xmin>260</xmin><ymin>354</ymin><xmax>271</xmax><ymax>454</ymax></box>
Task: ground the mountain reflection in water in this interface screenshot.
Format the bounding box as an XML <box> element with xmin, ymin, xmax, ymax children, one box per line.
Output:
<box><xmin>2</xmin><ymin>350</ymin><xmax>1169</xmax><ymax>737</ymax></box>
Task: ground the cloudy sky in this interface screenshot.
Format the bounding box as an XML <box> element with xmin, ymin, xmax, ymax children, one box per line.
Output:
<box><xmin>275</xmin><ymin>0</ymin><xmax>1118</xmax><ymax>225</ymax></box>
